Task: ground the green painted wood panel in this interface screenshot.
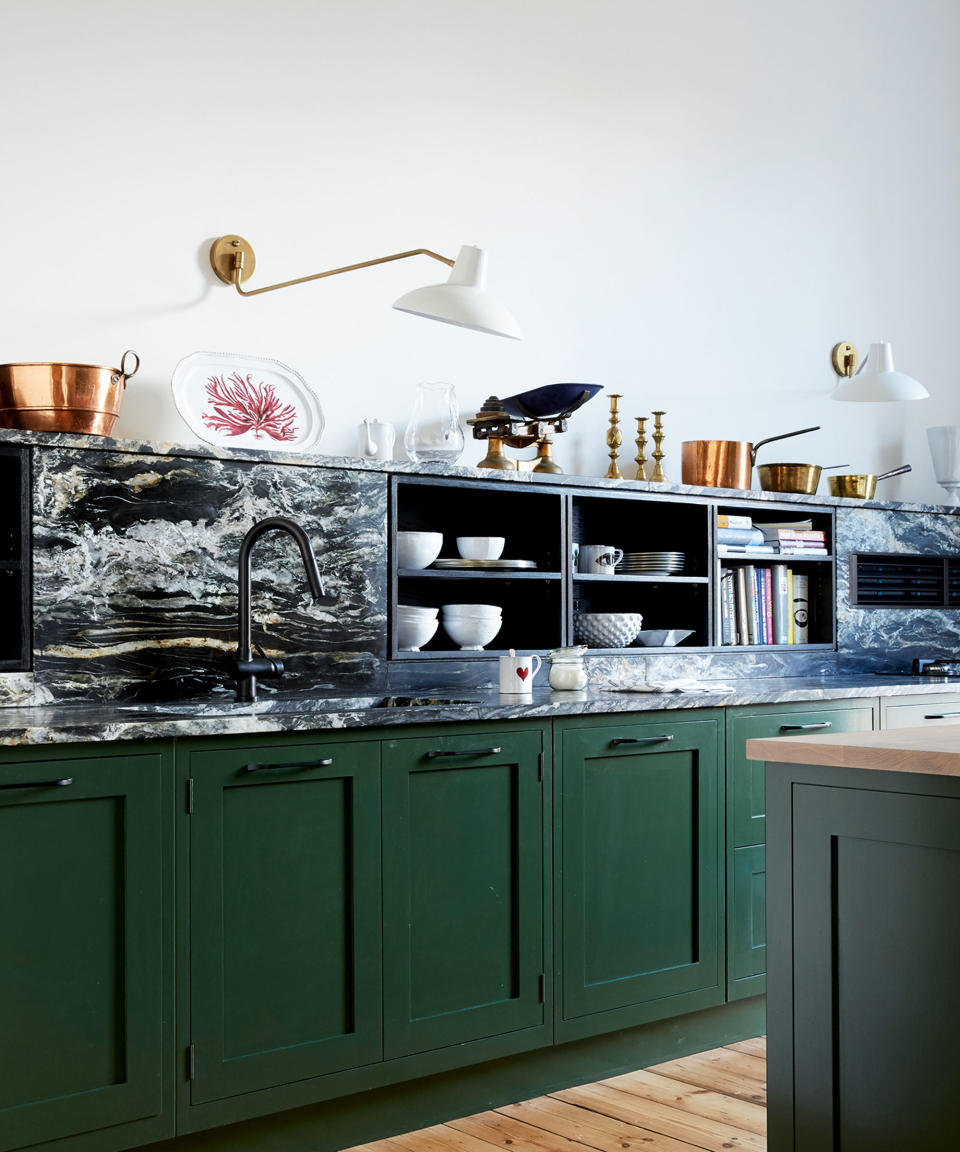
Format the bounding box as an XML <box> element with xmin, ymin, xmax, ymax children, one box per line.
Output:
<box><xmin>558</xmin><ymin>714</ymin><xmax>722</xmax><ymax>1029</ymax></box>
<box><xmin>728</xmin><ymin>845</ymin><xmax>765</xmax><ymax>1000</ymax></box>
<box><xmin>188</xmin><ymin>739</ymin><xmax>382</xmax><ymax>1105</ymax></box>
<box><xmin>0</xmin><ymin>751</ymin><xmax>166</xmax><ymax>1152</ymax></box>
<box><xmin>727</xmin><ymin>703</ymin><xmax>877</xmax><ymax>848</ymax></box>
<box><xmin>785</xmin><ymin>781</ymin><xmax>960</xmax><ymax>1152</ymax></box>
<box><xmin>381</xmin><ymin>728</ymin><xmax>545</xmax><ymax>1059</ymax></box>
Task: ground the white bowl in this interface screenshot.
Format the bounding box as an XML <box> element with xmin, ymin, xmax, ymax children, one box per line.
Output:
<box><xmin>574</xmin><ymin>612</ymin><xmax>643</xmax><ymax>649</ymax></box>
<box><xmin>441</xmin><ymin>603</ymin><xmax>502</xmax><ymax>618</ymax></box>
<box><xmin>442</xmin><ymin>614</ymin><xmax>503</xmax><ymax>651</ymax></box>
<box><xmin>635</xmin><ymin>628</ymin><xmax>694</xmax><ymax>647</ymax></box>
<box><xmin>398</xmin><ymin>616</ymin><xmax>439</xmax><ymax>651</ymax></box>
<box><xmin>397</xmin><ymin>531</ymin><xmax>443</xmax><ymax>570</ymax></box>
<box><xmin>398</xmin><ymin>604</ymin><xmax>438</xmax><ymax>619</ymax></box>
<box><xmin>456</xmin><ymin>536</ymin><xmax>506</xmax><ymax>560</ymax></box>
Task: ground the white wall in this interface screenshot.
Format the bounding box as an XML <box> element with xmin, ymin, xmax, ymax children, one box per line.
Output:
<box><xmin>2</xmin><ymin>0</ymin><xmax>958</xmax><ymax>503</ymax></box>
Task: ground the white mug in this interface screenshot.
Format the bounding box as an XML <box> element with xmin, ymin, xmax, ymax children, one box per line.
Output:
<box><xmin>499</xmin><ymin>653</ymin><xmax>542</xmax><ymax>694</ymax></box>
<box><xmin>578</xmin><ymin>545</ymin><xmax>624</xmax><ymax>574</ymax></box>
<box><xmin>357</xmin><ymin>419</ymin><xmax>396</xmax><ymax>461</ymax></box>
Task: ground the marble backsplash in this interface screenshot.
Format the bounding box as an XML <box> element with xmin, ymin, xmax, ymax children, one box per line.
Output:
<box><xmin>29</xmin><ymin>448</ymin><xmax>387</xmax><ymax>703</ymax></box>
<box><xmin>3</xmin><ymin>433</ymin><xmax>960</xmax><ymax>705</ymax></box>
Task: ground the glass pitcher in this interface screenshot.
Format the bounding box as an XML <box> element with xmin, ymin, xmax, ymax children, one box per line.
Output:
<box><xmin>404</xmin><ymin>382</ymin><xmax>465</xmax><ymax>464</ymax></box>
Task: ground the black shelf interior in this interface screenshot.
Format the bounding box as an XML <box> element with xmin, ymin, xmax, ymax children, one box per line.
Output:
<box><xmin>572</xmin><ymin>578</ymin><xmax>709</xmax><ymax>648</ymax></box>
<box><xmin>0</xmin><ymin>447</ymin><xmax>30</xmax><ymax>670</ymax></box>
<box><xmin>572</xmin><ymin>494</ymin><xmax>710</xmax><ymax>577</ymax></box>
<box><xmin>395</xmin><ymin>575</ymin><xmax>563</xmax><ymax>656</ymax></box>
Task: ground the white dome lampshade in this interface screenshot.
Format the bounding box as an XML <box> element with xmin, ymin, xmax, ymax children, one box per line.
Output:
<box><xmin>831</xmin><ymin>341</ymin><xmax>928</xmax><ymax>402</ymax></box>
<box><xmin>393</xmin><ymin>245</ymin><xmax>523</xmax><ymax>340</ymax></box>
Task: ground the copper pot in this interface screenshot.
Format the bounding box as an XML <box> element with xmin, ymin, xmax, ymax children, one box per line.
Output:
<box><xmin>0</xmin><ymin>350</ymin><xmax>139</xmax><ymax>436</ymax></box>
<box><xmin>827</xmin><ymin>464</ymin><xmax>912</xmax><ymax>500</ymax></box>
<box><xmin>681</xmin><ymin>426</ymin><xmax>820</xmax><ymax>489</ymax></box>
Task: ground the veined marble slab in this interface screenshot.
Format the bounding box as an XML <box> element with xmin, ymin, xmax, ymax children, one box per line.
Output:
<box><xmin>0</xmin><ymin>677</ymin><xmax>956</xmax><ymax>747</ymax></box>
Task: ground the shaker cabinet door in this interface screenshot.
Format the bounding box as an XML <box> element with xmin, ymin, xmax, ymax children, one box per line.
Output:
<box><xmin>187</xmin><ymin>738</ymin><xmax>382</xmax><ymax>1105</ymax></box>
<box><xmin>0</xmin><ymin>748</ymin><xmax>169</xmax><ymax>1152</ymax></box>
<box><xmin>381</xmin><ymin>728</ymin><xmax>546</xmax><ymax>1059</ymax></box>
<box><xmin>557</xmin><ymin>714</ymin><xmax>723</xmax><ymax>1040</ymax></box>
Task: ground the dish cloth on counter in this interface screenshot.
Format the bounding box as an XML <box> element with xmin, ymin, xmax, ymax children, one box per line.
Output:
<box><xmin>604</xmin><ymin>680</ymin><xmax>737</xmax><ymax>694</ymax></box>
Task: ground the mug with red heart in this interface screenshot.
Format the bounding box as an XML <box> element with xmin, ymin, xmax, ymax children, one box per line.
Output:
<box><xmin>499</xmin><ymin>650</ymin><xmax>543</xmax><ymax>695</ymax></box>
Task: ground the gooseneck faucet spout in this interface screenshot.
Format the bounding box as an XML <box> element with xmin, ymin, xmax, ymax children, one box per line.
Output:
<box><xmin>235</xmin><ymin>516</ymin><xmax>325</xmax><ymax>703</ymax></box>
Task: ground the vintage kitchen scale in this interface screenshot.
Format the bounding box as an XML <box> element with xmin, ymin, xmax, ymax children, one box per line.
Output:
<box><xmin>467</xmin><ymin>383</ymin><xmax>602</xmax><ymax>473</ymax></box>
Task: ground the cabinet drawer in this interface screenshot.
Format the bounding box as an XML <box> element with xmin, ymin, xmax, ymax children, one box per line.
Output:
<box><xmin>728</xmin><ymin>704</ymin><xmax>876</xmax><ymax>846</ymax></box>
<box><xmin>881</xmin><ymin>696</ymin><xmax>960</xmax><ymax>729</ymax></box>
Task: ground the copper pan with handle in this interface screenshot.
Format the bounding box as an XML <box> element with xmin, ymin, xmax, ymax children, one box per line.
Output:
<box><xmin>681</xmin><ymin>425</ymin><xmax>820</xmax><ymax>489</ymax></box>
<box><xmin>0</xmin><ymin>351</ymin><xmax>139</xmax><ymax>436</ymax></box>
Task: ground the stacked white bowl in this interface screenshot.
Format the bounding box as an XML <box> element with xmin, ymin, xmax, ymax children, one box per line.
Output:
<box><xmin>397</xmin><ymin>604</ymin><xmax>438</xmax><ymax>651</ymax></box>
<box><xmin>397</xmin><ymin>531</ymin><xmax>443</xmax><ymax>570</ymax></box>
<box><xmin>441</xmin><ymin>603</ymin><xmax>503</xmax><ymax>650</ymax></box>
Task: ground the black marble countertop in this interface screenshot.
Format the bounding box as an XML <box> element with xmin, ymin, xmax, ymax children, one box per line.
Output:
<box><xmin>1</xmin><ymin>676</ymin><xmax>958</xmax><ymax>747</ymax></box>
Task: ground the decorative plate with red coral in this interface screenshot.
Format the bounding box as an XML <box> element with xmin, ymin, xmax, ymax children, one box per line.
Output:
<box><xmin>171</xmin><ymin>351</ymin><xmax>324</xmax><ymax>452</ymax></box>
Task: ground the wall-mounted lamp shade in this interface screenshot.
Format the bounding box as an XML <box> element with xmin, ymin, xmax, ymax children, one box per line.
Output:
<box><xmin>393</xmin><ymin>246</ymin><xmax>522</xmax><ymax>340</ymax></box>
<box><xmin>831</xmin><ymin>341</ymin><xmax>929</xmax><ymax>402</ymax></box>
<box><xmin>208</xmin><ymin>235</ymin><xmax>521</xmax><ymax>340</ymax></box>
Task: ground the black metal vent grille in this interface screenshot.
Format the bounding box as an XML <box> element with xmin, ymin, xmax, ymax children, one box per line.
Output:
<box><xmin>851</xmin><ymin>553</ymin><xmax>958</xmax><ymax>607</ymax></box>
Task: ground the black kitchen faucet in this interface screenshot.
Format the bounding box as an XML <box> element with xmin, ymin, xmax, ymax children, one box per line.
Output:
<box><xmin>234</xmin><ymin>517</ymin><xmax>326</xmax><ymax>703</ymax></box>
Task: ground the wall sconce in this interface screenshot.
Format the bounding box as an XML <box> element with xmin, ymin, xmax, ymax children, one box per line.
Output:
<box><xmin>830</xmin><ymin>341</ymin><xmax>928</xmax><ymax>401</ymax></box>
<box><xmin>208</xmin><ymin>235</ymin><xmax>522</xmax><ymax>340</ymax></box>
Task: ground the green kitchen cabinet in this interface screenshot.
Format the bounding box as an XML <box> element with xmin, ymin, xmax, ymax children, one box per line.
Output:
<box><xmin>725</xmin><ymin>699</ymin><xmax>877</xmax><ymax>999</ymax></box>
<box><xmin>555</xmin><ymin>711</ymin><xmax>723</xmax><ymax>1041</ymax></box>
<box><xmin>0</xmin><ymin>743</ymin><xmax>173</xmax><ymax>1152</ymax></box>
<box><xmin>381</xmin><ymin>727</ymin><xmax>548</xmax><ymax>1059</ymax></box>
<box><xmin>184</xmin><ymin>736</ymin><xmax>382</xmax><ymax>1108</ymax></box>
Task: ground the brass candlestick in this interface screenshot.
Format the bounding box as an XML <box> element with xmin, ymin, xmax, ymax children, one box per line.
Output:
<box><xmin>650</xmin><ymin>410</ymin><xmax>667</xmax><ymax>483</ymax></box>
<box><xmin>605</xmin><ymin>393</ymin><xmax>624</xmax><ymax>479</ymax></box>
<box><xmin>634</xmin><ymin>417</ymin><xmax>648</xmax><ymax>481</ymax></box>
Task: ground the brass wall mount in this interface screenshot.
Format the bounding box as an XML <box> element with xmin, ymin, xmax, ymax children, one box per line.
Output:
<box><xmin>831</xmin><ymin>342</ymin><xmax>859</xmax><ymax>377</ymax></box>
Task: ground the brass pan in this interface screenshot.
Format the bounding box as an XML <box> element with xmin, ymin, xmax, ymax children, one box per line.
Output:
<box><xmin>828</xmin><ymin>465</ymin><xmax>912</xmax><ymax>500</ymax></box>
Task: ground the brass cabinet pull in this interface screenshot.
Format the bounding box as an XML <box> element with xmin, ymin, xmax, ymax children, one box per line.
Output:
<box><xmin>0</xmin><ymin>777</ymin><xmax>73</xmax><ymax>790</ymax></box>
<box><xmin>779</xmin><ymin>722</ymin><xmax>832</xmax><ymax>731</ymax></box>
<box><xmin>244</xmin><ymin>758</ymin><xmax>334</xmax><ymax>773</ymax></box>
<box><xmin>426</xmin><ymin>747</ymin><xmax>502</xmax><ymax>759</ymax></box>
<box><xmin>610</xmin><ymin>735</ymin><xmax>674</xmax><ymax>746</ymax></box>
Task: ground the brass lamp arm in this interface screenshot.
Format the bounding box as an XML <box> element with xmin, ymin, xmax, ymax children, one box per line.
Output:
<box><xmin>209</xmin><ymin>235</ymin><xmax>455</xmax><ymax>298</ymax></box>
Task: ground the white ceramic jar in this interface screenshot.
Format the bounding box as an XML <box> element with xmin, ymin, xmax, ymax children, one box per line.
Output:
<box><xmin>548</xmin><ymin>646</ymin><xmax>588</xmax><ymax>691</ymax></box>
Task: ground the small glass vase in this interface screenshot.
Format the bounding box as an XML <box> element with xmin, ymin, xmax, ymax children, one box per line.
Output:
<box><xmin>404</xmin><ymin>382</ymin><xmax>465</xmax><ymax>464</ymax></box>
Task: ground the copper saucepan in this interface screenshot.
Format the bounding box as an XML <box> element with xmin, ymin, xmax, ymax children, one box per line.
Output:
<box><xmin>827</xmin><ymin>464</ymin><xmax>912</xmax><ymax>500</ymax></box>
<box><xmin>681</xmin><ymin>426</ymin><xmax>820</xmax><ymax>489</ymax></box>
<box><xmin>0</xmin><ymin>351</ymin><xmax>140</xmax><ymax>436</ymax></box>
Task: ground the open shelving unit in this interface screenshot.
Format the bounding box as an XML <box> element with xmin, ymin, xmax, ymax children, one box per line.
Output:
<box><xmin>0</xmin><ymin>446</ymin><xmax>31</xmax><ymax>671</ymax></box>
<box><xmin>390</xmin><ymin>475</ymin><xmax>839</xmax><ymax>660</ymax></box>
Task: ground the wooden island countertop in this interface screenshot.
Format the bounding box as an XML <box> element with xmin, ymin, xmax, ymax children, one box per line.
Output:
<box><xmin>746</xmin><ymin>722</ymin><xmax>960</xmax><ymax>776</ymax></box>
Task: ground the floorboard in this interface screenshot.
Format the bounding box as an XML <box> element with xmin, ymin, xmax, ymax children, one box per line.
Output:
<box><xmin>340</xmin><ymin>1038</ymin><xmax>768</xmax><ymax>1152</ymax></box>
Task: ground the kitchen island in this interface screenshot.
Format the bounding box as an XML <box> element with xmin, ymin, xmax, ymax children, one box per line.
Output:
<box><xmin>748</xmin><ymin>724</ymin><xmax>960</xmax><ymax>1152</ymax></box>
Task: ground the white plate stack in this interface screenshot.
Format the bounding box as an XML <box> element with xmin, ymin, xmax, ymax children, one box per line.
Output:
<box><xmin>617</xmin><ymin>551</ymin><xmax>685</xmax><ymax>575</ymax></box>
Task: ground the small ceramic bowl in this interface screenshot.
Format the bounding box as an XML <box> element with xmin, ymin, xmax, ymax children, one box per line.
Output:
<box><xmin>398</xmin><ymin>604</ymin><xmax>438</xmax><ymax>619</ymax></box>
<box><xmin>456</xmin><ymin>536</ymin><xmax>506</xmax><ymax>560</ymax></box>
<box><xmin>441</xmin><ymin>603</ymin><xmax>502</xmax><ymax>618</ymax></box>
<box><xmin>442</xmin><ymin>615</ymin><xmax>503</xmax><ymax>651</ymax></box>
<box><xmin>398</xmin><ymin>615</ymin><xmax>439</xmax><ymax>651</ymax></box>
<box><xmin>397</xmin><ymin>531</ymin><xmax>443</xmax><ymax>570</ymax></box>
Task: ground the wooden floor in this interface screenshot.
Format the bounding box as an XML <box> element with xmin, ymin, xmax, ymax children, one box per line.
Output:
<box><xmin>345</xmin><ymin>1037</ymin><xmax>767</xmax><ymax>1152</ymax></box>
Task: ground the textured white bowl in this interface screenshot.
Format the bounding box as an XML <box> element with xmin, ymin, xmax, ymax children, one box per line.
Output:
<box><xmin>635</xmin><ymin>628</ymin><xmax>694</xmax><ymax>647</ymax></box>
<box><xmin>441</xmin><ymin>603</ymin><xmax>503</xmax><ymax>618</ymax></box>
<box><xmin>456</xmin><ymin>536</ymin><xmax>506</xmax><ymax>560</ymax></box>
<box><xmin>397</xmin><ymin>531</ymin><xmax>443</xmax><ymax>570</ymax></box>
<box><xmin>574</xmin><ymin>612</ymin><xmax>644</xmax><ymax>649</ymax></box>
<box><xmin>442</xmin><ymin>615</ymin><xmax>503</xmax><ymax>650</ymax></box>
<box><xmin>398</xmin><ymin>604</ymin><xmax>438</xmax><ymax>619</ymax></box>
<box><xmin>398</xmin><ymin>615</ymin><xmax>439</xmax><ymax>651</ymax></box>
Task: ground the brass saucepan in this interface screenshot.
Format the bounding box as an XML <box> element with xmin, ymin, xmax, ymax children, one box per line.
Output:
<box><xmin>681</xmin><ymin>426</ymin><xmax>820</xmax><ymax>489</ymax></box>
<box><xmin>756</xmin><ymin>462</ymin><xmax>849</xmax><ymax>495</ymax></box>
<box><xmin>828</xmin><ymin>465</ymin><xmax>912</xmax><ymax>500</ymax></box>
<box><xmin>0</xmin><ymin>351</ymin><xmax>139</xmax><ymax>437</ymax></box>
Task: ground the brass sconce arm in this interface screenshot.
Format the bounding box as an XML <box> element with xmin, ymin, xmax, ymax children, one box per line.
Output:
<box><xmin>209</xmin><ymin>234</ymin><xmax>455</xmax><ymax>298</ymax></box>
